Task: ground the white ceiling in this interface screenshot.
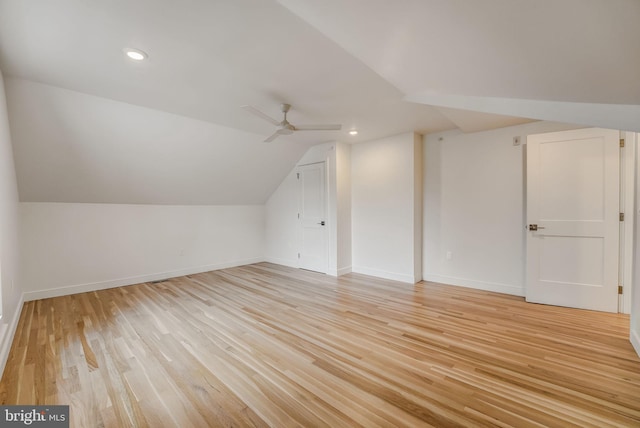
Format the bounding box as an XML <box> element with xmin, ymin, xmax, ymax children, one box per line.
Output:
<box><xmin>279</xmin><ymin>0</ymin><xmax>640</xmax><ymax>104</ymax></box>
<box><xmin>0</xmin><ymin>0</ymin><xmax>457</xmax><ymax>144</ymax></box>
<box><xmin>279</xmin><ymin>0</ymin><xmax>640</xmax><ymax>131</ymax></box>
<box><xmin>0</xmin><ymin>0</ymin><xmax>636</xmax><ymax>204</ymax></box>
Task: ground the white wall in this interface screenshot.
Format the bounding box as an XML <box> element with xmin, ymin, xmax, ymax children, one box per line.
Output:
<box><xmin>265</xmin><ymin>142</ymin><xmax>337</xmax><ymax>269</ymax></box>
<box><xmin>0</xmin><ymin>70</ymin><xmax>23</xmax><ymax>375</ymax></box>
<box><xmin>632</xmin><ymin>132</ymin><xmax>640</xmax><ymax>357</ymax></box>
<box><xmin>423</xmin><ymin>122</ymin><xmax>582</xmax><ymax>296</ymax></box>
<box><xmin>19</xmin><ymin>203</ymin><xmax>264</xmax><ymax>300</ymax></box>
<box><xmin>336</xmin><ymin>142</ymin><xmax>352</xmax><ymax>275</ymax></box>
<box><xmin>351</xmin><ymin>132</ymin><xmax>422</xmax><ymax>283</ymax></box>
<box><xmin>6</xmin><ymin>78</ymin><xmax>312</xmax><ymax>205</ymax></box>
<box><xmin>265</xmin><ymin>141</ymin><xmax>351</xmax><ymax>275</ymax></box>
<box><xmin>413</xmin><ymin>133</ymin><xmax>423</xmax><ymax>281</ymax></box>
<box><xmin>265</xmin><ymin>169</ymin><xmax>300</xmax><ymax>268</ymax></box>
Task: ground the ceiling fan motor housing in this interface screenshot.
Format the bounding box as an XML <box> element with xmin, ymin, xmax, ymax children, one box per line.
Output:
<box><xmin>279</xmin><ymin>123</ymin><xmax>295</xmax><ymax>134</ymax></box>
<box><xmin>242</xmin><ymin>103</ymin><xmax>341</xmax><ymax>142</ymax></box>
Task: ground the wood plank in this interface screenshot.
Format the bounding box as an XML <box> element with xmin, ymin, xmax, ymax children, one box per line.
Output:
<box><xmin>1</xmin><ymin>263</ymin><xmax>639</xmax><ymax>427</ymax></box>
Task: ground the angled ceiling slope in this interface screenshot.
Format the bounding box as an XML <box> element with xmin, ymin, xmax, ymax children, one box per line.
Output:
<box><xmin>0</xmin><ymin>0</ymin><xmax>457</xmax><ymax>144</ymax></box>
<box><xmin>1</xmin><ymin>0</ymin><xmax>503</xmax><ymax>205</ymax></box>
<box><xmin>6</xmin><ymin>78</ymin><xmax>315</xmax><ymax>205</ymax></box>
<box><xmin>5</xmin><ymin>1</ymin><xmax>633</xmax><ymax>204</ymax></box>
<box><xmin>278</xmin><ymin>0</ymin><xmax>640</xmax><ymax>131</ymax></box>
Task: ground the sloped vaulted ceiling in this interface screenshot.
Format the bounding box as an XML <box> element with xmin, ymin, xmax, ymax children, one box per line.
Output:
<box><xmin>0</xmin><ymin>0</ymin><xmax>459</xmax><ymax>204</ymax></box>
<box><xmin>278</xmin><ymin>0</ymin><xmax>640</xmax><ymax>131</ymax></box>
<box><xmin>1</xmin><ymin>0</ymin><xmax>638</xmax><ymax>204</ymax></box>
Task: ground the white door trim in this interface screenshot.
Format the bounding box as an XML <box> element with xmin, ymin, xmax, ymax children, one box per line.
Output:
<box><xmin>620</xmin><ymin>131</ymin><xmax>637</xmax><ymax>314</ymax></box>
<box><xmin>297</xmin><ymin>161</ymin><xmax>329</xmax><ymax>274</ymax></box>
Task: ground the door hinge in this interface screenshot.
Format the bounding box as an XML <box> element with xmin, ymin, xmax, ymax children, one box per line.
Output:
<box><xmin>297</xmin><ymin>213</ymin><xmax>300</xmax><ymax>219</ymax></box>
<box><xmin>297</xmin><ymin>253</ymin><xmax>300</xmax><ymax>259</ymax></box>
<box><xmin>618</xmin><ymin>285</ymin><xmax>623</xmax><ymax>295</ymax></box>
<box><xmin>620</xmin><ymin>212</ymin><xmax>625</xmax><ymax>221</ymax></box>
<box><xmin>620</xmin><ymin>138</ymin><xmax>625</xmax><ymax>148</ymax></box>
<box><xmin>296</xmin><ymin>172</ymin><xmax>300</xmax><ymax>179</ymax></box>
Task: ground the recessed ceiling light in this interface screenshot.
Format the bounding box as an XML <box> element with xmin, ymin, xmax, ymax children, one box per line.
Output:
<box><xmin>124</xmin><ymin>48</ymin><xmax>147</xmax><ymax>61</ymax></box>
<box><xmin>349</xmin><ymin>130</ymin><xmax>358</xmax><ymax>135</ymax></box>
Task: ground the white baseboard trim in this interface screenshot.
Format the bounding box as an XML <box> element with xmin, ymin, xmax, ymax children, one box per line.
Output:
<box><xmin>352</xmin><ymin>266</ymin><xmax>417</xmax><ymax>284</ymax></box>
<box><xmin>336</xmin><ymin>266</ymin><xmax>352</xmax><ymax>276</ymax></box>
<box><xmin>327</xmin><ymin>266</ymin><xmax>352</xmax><ymax>277</ymax></box>
<box><xmin>265</xmin><ymin>259</ymin><xmax>350</xmax><ymax>277</ymax></box>
<box><xmin>264</xmin><ymin>257</ymin><xmax>299</xmax><ymax>269</ymax></box>
<box><xmin>423</xmin><ymin>273</ymin><xmax>524</xmax><ymax>296</ymax></box>
<box><xmin>631</xmin><ymin>329</ymin><xmax>640</xmax><ymax>358</ymax></box>
<box><xmin>0</xmin><ymin>292</ymin><xmax>25</xmax><ymax>379</ymax></box>
<box><xmin>23</xmin><ymin>257</ymin><xmax>264</xmax><ymax>301</ymax></box>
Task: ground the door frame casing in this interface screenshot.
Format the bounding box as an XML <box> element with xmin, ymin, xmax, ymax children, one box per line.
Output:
<box><xmin>620</xmin><ymin>132</ymin><xmax>637</xmax><ymax>314</ymax></box>
<box><xmin>524</xmin><ymin>128</ymin><xmax>627</xmax><ymax>313</ymax></box>
<box><xmin>297</xmin><ymin>161</ymin><xmax>329</xmax><ymax>274</ymax></box>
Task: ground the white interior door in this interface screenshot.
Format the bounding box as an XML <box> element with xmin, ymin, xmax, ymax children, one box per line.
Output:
<box><xmin>298</xmin><ymin>162</ymin><xmax>328</xmax><ymax>273</ymax></box>
<box><xmin>526</xmin><ymin>128</ymin><xmax>620</xmax><ymax>312</ymax></box>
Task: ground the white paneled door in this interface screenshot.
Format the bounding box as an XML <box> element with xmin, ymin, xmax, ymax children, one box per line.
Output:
<box><xmin>526</xmin><ymin>128</ymin><xmax>620</xmax><ymax>312</ymax></box>
<box><xmin>298</xmin><ymin>162</ymin><xmax>328</xmax><ymax>273</ymax></box>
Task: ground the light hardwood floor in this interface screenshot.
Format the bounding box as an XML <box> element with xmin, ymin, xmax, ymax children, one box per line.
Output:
<box><xmin>1</xmin><ymin>263</ymin><xmax>639</xmax><ymax>427</ymax></box>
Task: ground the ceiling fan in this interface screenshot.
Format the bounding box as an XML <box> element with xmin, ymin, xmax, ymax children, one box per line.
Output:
<box><xmin>242</xmin><ymin>103</ymin><xmax>342</xmax><ymax>142</ymax></box>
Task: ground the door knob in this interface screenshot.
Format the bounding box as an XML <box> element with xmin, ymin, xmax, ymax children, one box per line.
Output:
<box><xmin>528</xmin><ymin>224</ymin><xmax>545</xmax><ymax>231</ymax></box>
<box><xmin>318</xmin><ymin>221</ymin><xmax>325</xmax><ymax>226</ymax></box>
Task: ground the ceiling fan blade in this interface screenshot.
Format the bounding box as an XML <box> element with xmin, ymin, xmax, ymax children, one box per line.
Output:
<box><xmin>264</xmin><ymin>131</ymin><xmax>281</xmax><ymax>143</ymax></box>
<box><xmin>242</xmin><ymin>105</ymin><xmax>280</xmax><ymax>126</ymax></box>
<box><xmin>295</xmin><ymin>124</ymin><xmax>342</xmax><ymax>131</ymax></box>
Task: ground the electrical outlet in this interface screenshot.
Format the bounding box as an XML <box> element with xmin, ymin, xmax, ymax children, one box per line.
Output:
<box><xmin>513</xmin><ymin>136</ymin><xmax>521</xmax><ymax>146</ymax></box>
